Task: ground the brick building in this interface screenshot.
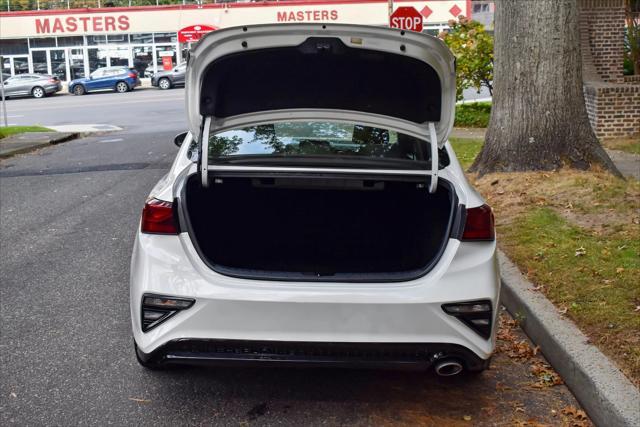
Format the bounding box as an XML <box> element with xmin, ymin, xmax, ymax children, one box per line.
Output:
<box><xmin>579</xmin><ymin>0</ymin><xmax>640</xmax><ymax>138</ymax></box>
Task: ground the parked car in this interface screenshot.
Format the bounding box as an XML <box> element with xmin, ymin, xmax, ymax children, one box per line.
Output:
<box><xmin>130</xmin><ymin>25</ymin><xmax>499</xmax><ymax>376</ymax></box>
<box><xmin>68</xmin><ymin>66</ymin><xmax>140</xmax><ymax>95</ymax></box>
<box><xmin>151</xmin><ymin>63</ymin><xmax>186</xmax><ymax>89</ymax></box>
<box><xmin>2</xmin><ymin>74</ymin><xmax>62</xmax><ymax>98</ymax></box>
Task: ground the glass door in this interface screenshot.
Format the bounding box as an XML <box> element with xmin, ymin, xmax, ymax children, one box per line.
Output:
<box><xmin>31</xmin><ymin>50</ymin><xmax>49</xmax><ymax>75</ymax></box>
<box><xmin>69</xmin><ymin>48</ymin><xmax>85</xmax><ymax>80</ymax></box>
<box><xmin>50</xmin><ymin>49</ymin><xmax>67</xmax><ymax>81</ymax></box>
<box><xmin>132</xmin><ymin>46</ymin><xmax>153</xmax><ymax>77</ymax></box>
<box><xmin>12</xmin><ymin>56</ymin><xmax>30</xmax><ymax>75</ymax></box>
<box><xmin>155</xmin><ymin>45</ymin><xmax>176</xmax><ymax>74</ymax></box>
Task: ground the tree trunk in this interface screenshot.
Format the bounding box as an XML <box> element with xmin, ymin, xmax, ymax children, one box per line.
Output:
<box><xmin>470</xmin><ymin>0</ymin><xmax>622</xmax><ymax>177</ymax></box>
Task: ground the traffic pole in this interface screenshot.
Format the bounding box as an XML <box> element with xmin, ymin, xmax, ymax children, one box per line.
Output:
<box><xmin>388</xmin><ymin>0</ymin><xmax>394</xmax><ymax>18</ymax></box>
<box><xmin>0</xmin><ymin>56</ymin><xmax>8</xmax><ymax>127</ymax></box>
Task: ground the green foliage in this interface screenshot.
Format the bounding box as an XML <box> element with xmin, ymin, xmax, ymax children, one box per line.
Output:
<box><xmin>440</xmin><ymin>16</ymin><xmax>494</xmax><ymax>101</ymax></box>
<box><xmin>454</xmin><ymin>101</ymin><xmax>491</xmax><ymax>128</ymax></box>
<box><xmin>0</xmin><ymin>125</ymin><xmax>51</xmax><ymax>139</ymax></box>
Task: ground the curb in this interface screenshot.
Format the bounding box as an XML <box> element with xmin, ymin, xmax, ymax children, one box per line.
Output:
<box><xmin>498</xmin><ymin>251</ymin><xmax>640</xmax><ymax>427</ymax></box>
<box><xmin>0</xmin><ymin>132</ymin><xmax>80</xmax><ymax>159</ymax></box>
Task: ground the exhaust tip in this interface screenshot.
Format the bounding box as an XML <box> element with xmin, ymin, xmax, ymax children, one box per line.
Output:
<box><xmin>434</xmin><ymin>359</ymin><xmax>464</xmax><ymax>377</ymax></box>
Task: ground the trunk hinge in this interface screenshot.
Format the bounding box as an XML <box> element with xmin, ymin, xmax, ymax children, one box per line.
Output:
<box><xmin>428</xmin><ymin>122</ymin><xmax>439</xmax><ymax>193</ymax></box>
<box><xmin>200</xmin><ymin>116</ymin><xmax>212</xmax><ymax>188</ymax></box>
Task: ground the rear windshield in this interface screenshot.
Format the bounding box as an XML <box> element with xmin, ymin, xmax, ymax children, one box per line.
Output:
<box><xmin>207</xmin><ymin>121</ymin><xmax>448</xmax><ymax>169</ymax></box>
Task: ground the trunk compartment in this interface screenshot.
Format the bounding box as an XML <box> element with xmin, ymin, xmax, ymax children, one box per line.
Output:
<box><xmin>181</xmin><ymin>174</ymin><xmax>457</xmax><ymax>282</ymax></box>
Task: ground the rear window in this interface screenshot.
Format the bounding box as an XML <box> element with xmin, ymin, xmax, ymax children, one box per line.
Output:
<box><xmin>207</xmin><ymin>121</ymin><xmax>449</xmax><ymax>169</ymax></box>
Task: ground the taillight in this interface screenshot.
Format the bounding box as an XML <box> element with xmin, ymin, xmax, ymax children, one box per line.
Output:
<box><xmin>48</xmin><ymin>78</ymin><xmax>57</xmax><ymax>83</ymax></box>
<box><xmin>141</xmin><ymin>198</ymin><xmax>179</xmax><ymax>234</ymax></box>
<box><xmin>128</xmin><ymin>72</ymin><xmax>137</xmax><ymax>78</ymax></box>
<box><xmin>462</xmin><ymin>204</ymin><xmax>495</xmax><ymax>241</ymax></box>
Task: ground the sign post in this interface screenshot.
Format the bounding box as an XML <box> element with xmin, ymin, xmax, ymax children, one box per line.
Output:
<box><xmin>0</xmin><ymin>55</ymin><xmax>7</xmax><ymax>128</ymax></box>
<box><xmin>389</xmin><ymin>6</ymin><xmax>424</xmax><ymax>33</ymax></box>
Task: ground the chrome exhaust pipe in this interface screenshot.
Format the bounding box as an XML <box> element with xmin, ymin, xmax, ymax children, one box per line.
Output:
<box><xmin>434</xmin><ymin>359</ymin><xmax>464</xmax><ymax>377</ymax></box>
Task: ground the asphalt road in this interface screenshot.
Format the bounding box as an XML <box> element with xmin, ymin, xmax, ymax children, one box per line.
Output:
<box><xmin>1</xmin><ymin>89</ymin><xmax>586</xmax><ymax>426</ymax></box>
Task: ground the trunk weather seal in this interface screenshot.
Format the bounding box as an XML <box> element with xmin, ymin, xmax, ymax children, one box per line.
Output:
<box><xmin>178</xmin><ymin>173</ymin><xmax>458</xmax><ymax>283</ymax></box>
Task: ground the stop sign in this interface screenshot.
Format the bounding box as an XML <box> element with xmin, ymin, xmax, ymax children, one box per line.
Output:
<box><xmin>389</xmin><ymin>7</ymin><xmax>424</xmax><ymax>33</ymax></box>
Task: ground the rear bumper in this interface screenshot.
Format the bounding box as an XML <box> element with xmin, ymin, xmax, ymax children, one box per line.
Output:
<box><xmin>137</xmin><ymin>338</ymin><xmax>491</xmax><ymax>371</ymax></box>
<box><xmin>130</xmin><ymin>233</ymin><xmax>501</xmax><ymax>363</ymax></box>
<box><xmin>44</xmin><ymin>84</ymin><xmax>61</xmax><ymax>93</ymax></box>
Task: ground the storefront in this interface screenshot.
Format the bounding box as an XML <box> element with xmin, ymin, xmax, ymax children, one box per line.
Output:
<box><xmin>0</xmin><ymin>0</ymin><xmax>470</xmax><ymax>81</ymax></box>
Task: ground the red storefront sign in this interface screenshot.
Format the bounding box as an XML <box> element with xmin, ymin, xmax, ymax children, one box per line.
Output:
<box><xmin>177</xmin><ymin>25</ymin><xmax>217</xmax><ymax>43</ymax></box>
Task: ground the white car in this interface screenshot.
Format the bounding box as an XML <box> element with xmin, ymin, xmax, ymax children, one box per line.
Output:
<box><xmin>130</xmin><ymin>24</ymin><xmax>500</xmax><ymax>376</ymax></box>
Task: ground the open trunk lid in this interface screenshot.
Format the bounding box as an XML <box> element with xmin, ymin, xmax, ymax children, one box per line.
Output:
<box><xmin>186</xmin><ymin>24</ymin><xmax>456</xmax><ymax>191</ymax></box>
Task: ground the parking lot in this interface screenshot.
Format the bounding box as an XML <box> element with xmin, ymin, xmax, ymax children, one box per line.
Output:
<box><xmin>0</xmin><ymin>88</ymin><xmax>590</xmax><ymax>426</ymax></box>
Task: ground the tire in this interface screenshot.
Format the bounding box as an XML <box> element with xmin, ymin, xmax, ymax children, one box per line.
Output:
<box><xmin>72</xmin><ymin>85</ymin><xmax>85</xmax><ymax>96</ymax></box>
<box><xmin>158</xmin><ymin>78</ymin><xmax>171</xmax><ymax>90</ymax></box>
<box><xmin>115</xmin><ymin>81</ymin><xmax>129</xmax><ymax>93</ymax></box>
<box><xmin>134</xmin><ymin>341</ymin><xmax>164</xmax><ymax>370</ymax></box>
<box><xmin>31</xmin><ymin>86</ymin><xmax>45</xmax><ymax>98</ymax></box>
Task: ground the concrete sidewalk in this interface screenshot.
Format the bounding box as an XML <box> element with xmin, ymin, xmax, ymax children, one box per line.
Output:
<box><xmin>0</xmin><ymin>132</ymin><xmax>78</xmax><ymax>158</ymax></box>
<box><xmin>0</xmin><ymin>124</ymin><xmax>122</xmax><ymax>158</ymax></box>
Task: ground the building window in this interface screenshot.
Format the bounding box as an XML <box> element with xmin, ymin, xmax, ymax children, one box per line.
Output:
<box><xmin>109</xmin><ymin>47</ymin><xmax>130</xmax><ymax>67</ymax></box>
<box><xmin>107</xmin><ymin>34</ymin><xmax>130</xmax><ymax>44</ymax></box>
<box><xmin>30</xmin><ymin>37</ymin><xmax>57</xmax><ymax>48</ymax></box>
<box><xmin>87</xmin><ymin>35</ymin><xmax>107</xmax><ymax>46</ymax></box>
<box><xmin>31</xmin><ymin>50</ymin><xmax>48</xmax><ymax>74</ymax></box>
<box><xmin>130</xmin><ymin>33</ymin><xmax>153</xmax><ymax>44</ymax></box>
<box><xmin>154</xmin><ymin>32</ymin><xmax>177</xmax><ymax>44</ymax></box>
<box><xmin>0</xmin><ymin>39</ymin><xmax>29</xmax><ymax>55</ymax></box>
<box><xmin>57</xmin><ymin>36</ymin><xmax>85</xmax><ymax>47</ymax></box>
<box><xmin>132</xmin><ymin>46</ymin><xmax>153</xmax><ymax>77</ymax></box>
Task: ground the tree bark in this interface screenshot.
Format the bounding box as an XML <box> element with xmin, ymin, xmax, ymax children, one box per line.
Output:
<box><xmin>470</xmin><ymin>0</ymin><xmax>622</xmax><ymax>177</ymax></box>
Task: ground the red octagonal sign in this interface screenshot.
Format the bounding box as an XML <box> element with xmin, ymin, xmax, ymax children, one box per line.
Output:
<box><xmin>390</xmin><ymin>6</ymin><xmax>424</xmax><ymax>33</ymax></box>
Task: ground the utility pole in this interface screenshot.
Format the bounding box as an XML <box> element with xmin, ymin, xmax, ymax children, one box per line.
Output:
<box><xmin>0</xmin><ymin>56</ymin><xmax>8</xmax><ymax>128</ymax></box>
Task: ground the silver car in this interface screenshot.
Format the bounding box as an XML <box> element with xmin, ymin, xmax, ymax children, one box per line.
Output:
<box><xmin>2</xmin><ymin>74</ymin><xmax>62</xmax><ymax>99</ymax></box>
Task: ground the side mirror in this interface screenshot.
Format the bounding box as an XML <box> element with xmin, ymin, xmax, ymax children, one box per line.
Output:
<box><xmin>174</xmin><ymin>131</ymin><xmax>188</xmax><ymax>147</ymax></box>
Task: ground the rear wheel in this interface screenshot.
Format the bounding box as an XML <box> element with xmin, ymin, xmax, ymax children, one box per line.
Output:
<box><xmin>72</xmin><ymin>85</ymin><xmax>85</xmax><ymax>96</ymax></box>
<box><xmin>115</xmin><ymin>81</ymin><xmax>129</xmax><ymax>93</ymax></box>
<box><xmin>31</xmin><ymin>86</ymin><xmax>45</xmax><ymax>98</ymax></box>
<box><xmin>158</xmin><ymin>78</ymin><xmax>171</xmax><ymax>90</ymax></box>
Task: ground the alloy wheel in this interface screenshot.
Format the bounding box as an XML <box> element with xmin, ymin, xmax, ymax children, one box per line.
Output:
<box><xmin>116</xmin><ymin>82</ymin><xmax>129</xmax><ymax>93</ymax></box>
<box><xmin>159</xmin><ymin>78</ymin><xmax>171</xmax><ymax>90</ymax></box>
<box><xmin>32</xmin><ymin>87</ymin><xmax>45</xmax><ymax>98</ymax></box>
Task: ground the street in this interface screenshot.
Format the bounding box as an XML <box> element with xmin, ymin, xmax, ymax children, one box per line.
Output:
<box><xmin>1</xmin><ymin>89</ymin><xmax>587</xmax><ymax>426</ymax></box>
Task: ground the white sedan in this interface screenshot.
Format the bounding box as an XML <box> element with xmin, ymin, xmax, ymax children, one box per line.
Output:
<box><xmin>130</xmin><ymin>24</ymin><xmax>500</xmax><ymax>376</ymax></box>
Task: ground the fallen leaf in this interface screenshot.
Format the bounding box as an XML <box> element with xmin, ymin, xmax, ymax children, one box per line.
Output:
<box><xmin>616</xmin><ymin>267</ymin><xmax>625</xmax><ymax>274</ymax></box>
<box><xmin>463</xmin><ymin>415</ymin><xmax>472</xmax><ymax>421</ymax></box>
<box><xmin>575</xmin><ymin>246</ymin><xmax>586</xmax><ymax>257</ymax></box>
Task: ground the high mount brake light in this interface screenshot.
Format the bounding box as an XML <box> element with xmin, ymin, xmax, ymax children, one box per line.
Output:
<box><xmin>141</xmin><ymin>199</ymin><xmax>179</xmax><ymax>234</ymax></box>
<box><xmin>462</xmin><ymin>204</ymin><xmax>495</xmax><ymax>241</ymax></box>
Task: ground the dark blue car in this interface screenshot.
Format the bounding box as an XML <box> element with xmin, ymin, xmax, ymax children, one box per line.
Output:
<box><xmin>69</xmin><ymin>66</ymin><xmax>140</xmax><ymax>96</ymax></box>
